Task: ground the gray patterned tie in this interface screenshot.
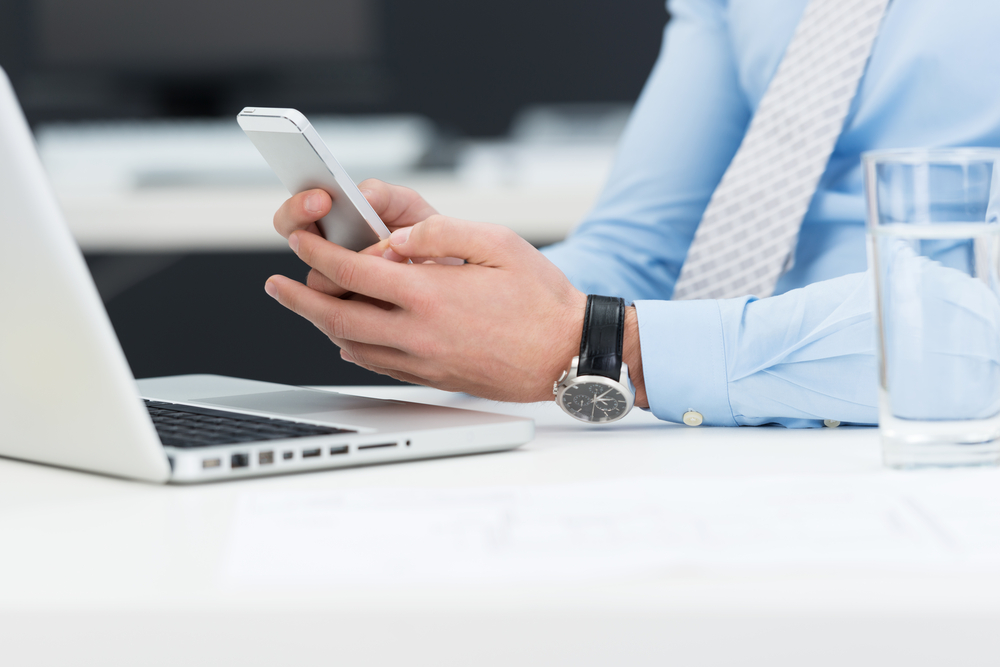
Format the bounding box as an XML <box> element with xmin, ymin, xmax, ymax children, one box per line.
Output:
<box><xmin>671</xmin><ymin>0</ymin><xmax>890</xmax><ymax>301</ymax></box>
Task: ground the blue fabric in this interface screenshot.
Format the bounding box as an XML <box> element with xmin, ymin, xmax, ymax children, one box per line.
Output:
<box><xmin>542</xmin><ymin>0</ymin><xmax>1000</xmax><ymax>427</ymax></box>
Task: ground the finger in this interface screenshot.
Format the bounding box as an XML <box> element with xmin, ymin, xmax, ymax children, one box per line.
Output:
<box><xmin>274</xmin><ymin>189</ymin><xmax>332</xmax><ymax>238</ymax></box>
<box><xmin>337</xmin><ymin>339</ymin><xmax>435</xmax><ymax>382</ymax></box>
<box><xmin>290</xmin><ymin>231</ymin><xmax>414</xmax><ymax>307</ymax></box>
<box><xmin>265</xmin><ymin>275</ymin><xmax>401</xmax><ymax>346</ymax></box>
<box><xmin>339</xmin><ymin>341</ymin><xmax>469</xmax><ymax>392</ymax></box>
<box><xmin>305</xmin><ymin>268</ymin><xmax>343</xmax><ymax>296</ymax></box>
<box><xmin>358</xmin><ymin>179</ymin><xmax>438</xmax><ymax>228</ymax></box>
<box><xmin>307</xmin><ymin>240</ymin><xmax>395</xmax><ymax>296</ymax></box>
<box><xmin>387</xmin><ymin>216</ymin><xmax>529</xmax><ymax>266</ymax></box>
<box><xmin>341</xmin><ymin>353</ymin><xmax>425</xmax><ymax>386</ymax></box>
<box><xmin>382</xmin><ymin>249</ymin><xmax>464</xmax><ymax>266</ymax></box>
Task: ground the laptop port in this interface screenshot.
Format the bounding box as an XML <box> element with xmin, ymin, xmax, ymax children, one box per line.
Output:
<box><xmin>329</xmin><ymin>445</ymin><xmax>349</xmax><ymax>455</ymax></box>
<box><xmin>302</xmin><ymin>448</ymin><xmax>321</xmax><ymax>458</ymax></box>
<box><xmin>258</xmin><ymin>451</ymin><xmax>274</xmax><ymax>465</ymax></box>
<box><xmin>202</xmin><ymin>458</ymin><xmax>221</xmax><ymax>469</ymax></box>
<box><xmin>282</xmin><ymin>450</ymin><xmax>294</xmax><ymax>460</ymax></box>
<box><xmin>231</xmin><ymin>453</ymin><xmax>250</xmax><ymax>468</ymax></box>
<box><xmin>358</xmin><ymin>442</ymin><xmax>397</xmax><ymax>450</ymax></box>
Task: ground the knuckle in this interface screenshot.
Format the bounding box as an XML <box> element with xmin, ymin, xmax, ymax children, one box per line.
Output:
<box><xmin>348</xmin><ymin>345</ymin><xmax>376</xmax><ymax>370</ymax></box>
<box><xmin>323</xmin><ymin>308</ymin><xmax>351</xmax><ymax>340</ymax></box>
<box><xmin>275</xmin><ymin>194</ymin><xmax>308</xmax><ymax>232</ymax></box>
<box><xmin>406</xmin><ymin>290</ymin><xmax>437</xmax><ymax>317</ymax></box>
<box><xmin>407</xmin><ymin>334</ymin><xmax>439</xmax><ymax>359</ymax></box>
<box><xmin>494</xmin><ymin>226</ymin><xmax>528</xmax><ymax>258</ymax></box>
<box><xmin>294</xmin><ymin>235</ymin><xmax>314</xmax><ymax>264</ymax></box>
<box><xmin>422</xmin><ymin>214</ymin><xmax>450</xmax><ymax>233</ymax></box>
<box><xmin>273</xmin><ymin>203</ymin><xmax>290</xmax><ymax>233</ymax></box>
<box><xmin>333</xmin><ymin>255</ymin><xmax>359</xmax><ymax>289</ymax></box>
<box><xmin>495</xmin><ymin>224</ymin><xmax>520</xmax><ymax>247</ymax></box>
<box><xmin>306</xmin><ymin>269</ymin><xmax>338</xmax><ymax>295</ymax></box>
<box><xmin>397</xmin><ymin>183</ymin><xmax>419</xmax><ymax>199</ymax></box>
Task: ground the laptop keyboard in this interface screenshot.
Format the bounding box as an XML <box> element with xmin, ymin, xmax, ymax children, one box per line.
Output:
<box><xmin>144</xmin><ymin>400</ymin><xmax>355</xmax><ymax>449</ymax></box>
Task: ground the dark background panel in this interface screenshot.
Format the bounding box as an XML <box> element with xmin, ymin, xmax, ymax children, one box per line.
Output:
<box><xmin>385</xmin><ymin>0</ymin><xmax>668</xmax><ymax>135</ymax></box>
<box><xmin>85</xmin><ymin>252</ymin><xmax>401</xmax><ymax>386</ymax></box>
<box><xmin>1</xmin><ymin>0</ymin><xmax>667</xmax><ymax>135</ymax></box>
<box><xmin>37</xmin><ymin>0</ymin><xmax>379</xmax><ymax>68</ymax></box>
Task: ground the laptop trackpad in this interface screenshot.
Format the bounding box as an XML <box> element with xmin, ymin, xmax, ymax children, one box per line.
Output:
<box><xmin>200</xmin><ymin>390</ymin><xmax>384</xmax><ymax>415</ymax></box>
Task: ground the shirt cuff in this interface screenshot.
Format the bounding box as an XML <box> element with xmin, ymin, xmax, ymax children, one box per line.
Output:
<box><xmin>633</xmin><ymin>299</ymin><xmax>737</xmax><ymax>426</ymax></box>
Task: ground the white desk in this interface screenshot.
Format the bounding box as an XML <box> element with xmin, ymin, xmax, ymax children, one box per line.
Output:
<box><xmin>2</xmin><ymin>387</ymin><xmax>1000</xmax><ymax>666</ymax></box>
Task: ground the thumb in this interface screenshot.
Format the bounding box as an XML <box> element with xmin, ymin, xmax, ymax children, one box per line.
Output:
<box><xmin>388</xmin><ymin>216</ymin><xmax>525</xmax><ymax>266</ymax></box>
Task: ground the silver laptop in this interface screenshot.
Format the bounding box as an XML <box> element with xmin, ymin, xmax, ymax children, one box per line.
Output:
<box><xmin>0</xmin><ymin>67</ymin><xmax>533</xmax><ymax>483</ymax></box>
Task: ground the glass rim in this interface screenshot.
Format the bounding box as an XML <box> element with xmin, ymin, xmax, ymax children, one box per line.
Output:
<box><xmin>862</xmin><ymin>147</ymin><xmax>1000</xmax><ymax>165</ymax></box>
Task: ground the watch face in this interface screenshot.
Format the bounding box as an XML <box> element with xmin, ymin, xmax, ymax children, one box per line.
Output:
<box><xmin>560</xmin><ymin>381</ymin><xmax>630</xmax><ymax>422</ymax></box>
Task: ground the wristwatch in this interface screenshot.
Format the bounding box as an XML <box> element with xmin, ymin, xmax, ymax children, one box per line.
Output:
<box><xmin>554</xmin><ymin>295</ymin><xmax>635</xmax><ymax>423</ymax></box>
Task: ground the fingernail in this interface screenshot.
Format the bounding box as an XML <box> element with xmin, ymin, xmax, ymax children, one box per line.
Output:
<box><xmin>360</xmin><ymin>189</ymin><xmax>373</xmax><ymax>202</ymax></box>
<box><xmin>264</xmin><ymin>279</ymin><xmax>278</xmax><ymax>299</ymax></box>
<box><xmin>304</xmin><ymin>192</ymin><xmax>324</xmax><ymax>214</ymax></box>
<box><xmin>341</xmin><ymin>350</ymin><xmax>355</xmax><ymax>364</ymax></box>
<box><xmin>389</xmin><ymin>227</ymin><xmax>411</xmax><ymax>246</ymax></box>
<box><xmin>288</xmin><ymin>233</ymin><xmax>299</xmax><ymax>253</ymax></box>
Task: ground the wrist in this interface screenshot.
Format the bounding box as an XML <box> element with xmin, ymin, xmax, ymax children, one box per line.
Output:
<box><xmin>553</xmin><ymin>296</ymin><xmax>639</xmax><ymax>423</ymax></box>
<box><xmin>540</xmin><ymin>291</ymin><xmax>587</xmax><ymax>402</ymax></box>
<box><xmin>623</xmin><ymin>306</ymin><xmax>648</xmax><ymax>409</ymax></box>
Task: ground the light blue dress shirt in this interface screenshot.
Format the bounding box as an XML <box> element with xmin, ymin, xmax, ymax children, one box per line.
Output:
<box><xmin>542</xmin><ymin>0</ymin><xmax>1000</xmax><ymax>427</ymax></box>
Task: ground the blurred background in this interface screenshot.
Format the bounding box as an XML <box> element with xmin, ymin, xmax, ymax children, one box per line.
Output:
<box><xmin>0</xmin><ymin>0</ymin><xmax>667</xmax><ymax>386</ymax></box>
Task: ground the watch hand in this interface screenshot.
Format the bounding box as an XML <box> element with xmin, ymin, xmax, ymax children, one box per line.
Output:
<box><xmin>590</xmin><ymin>397</ymin><xmax>597</xmax><ymax>420</ymax></box>
<box><xmin>596</xmin><ymin>388</ymin><xmax>613</xmax><ymax>401</ymax></box>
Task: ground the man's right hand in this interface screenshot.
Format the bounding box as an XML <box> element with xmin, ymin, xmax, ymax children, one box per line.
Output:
<box><xmin>272</xmin><ymin>179</ymin><xmax>439</xmax><ymax>297</ymax></box>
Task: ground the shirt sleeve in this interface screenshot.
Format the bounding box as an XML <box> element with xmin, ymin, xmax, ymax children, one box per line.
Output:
<box><xmin>541</xmin><ymin>0</ymin><xmax>750</xmax><ymax>303</ymax></box>
<box><xmin>539</xmin><ymin>0</ymin><xmax>879</xmax><ymax>428</ymax></box>
<box><xmin>634</xmin><ymin>271</ymin><xmax>878</xmax><ymax>428</ymax></box>
<box><xmin>635</xmin><ymin>241</ymin><xmax>1000</xmax><ymax>428</ymax></box>
<box><xmin>539</xmin><ymin>0</ymin><xmax>1000</xmax><ymax>428</ymax></box>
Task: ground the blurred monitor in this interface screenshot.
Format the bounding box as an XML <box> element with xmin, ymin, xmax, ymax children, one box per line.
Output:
<box><xmin>4</xmin><ymin>0</ymin><xmax>385</xmax><ymax>121</ymax></box>
<box><xmin>1</xmin><ymin>0</ymin><xmax>666</xmax><ymax>135</ymax></box>
<box><xmin>37</xmin><ymin>0</ymin><xmax>378</xmax><ymax>70</ymax></box>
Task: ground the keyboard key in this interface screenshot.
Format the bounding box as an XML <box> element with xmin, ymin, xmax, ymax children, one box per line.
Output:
<box><xmin>143</xmin><ymin>399</ymin><xmax>355</xmax><ymax>448</ymax></box>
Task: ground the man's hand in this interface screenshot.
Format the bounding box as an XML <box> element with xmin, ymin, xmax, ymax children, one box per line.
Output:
<box><xmin>269</xmin><ymin>181</ymin><xmax>649</xmax><ymax>406</ymax></box>
<box><xmin>272</xmin><ymin>179</ymin><xmax>438</xmax><ymax>298</ymax></box>
<box><xmin>265</xmin><ymin>216</ymin><xmax>588</xmax><ymax>402</ymax></box>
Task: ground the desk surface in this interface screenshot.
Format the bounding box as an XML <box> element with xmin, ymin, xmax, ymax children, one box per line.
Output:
<box><xmin>3</xmin><ymin>387</ymin><xmax>1000</xmax><ymax>667</ymax></box>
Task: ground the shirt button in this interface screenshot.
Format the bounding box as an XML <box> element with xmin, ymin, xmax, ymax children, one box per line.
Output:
<box><xmin>683</xmin><ymin>411</ymin><xmax>704</xmax><ymax>427</ymax></box>
<box><xmin>823</xmin><ymin>419</ymin><xmax>841</xmax><ymax>428</ymax></box>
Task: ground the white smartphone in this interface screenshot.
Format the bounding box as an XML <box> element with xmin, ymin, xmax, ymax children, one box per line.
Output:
<box><xmin>237</xmin><ymin>107</ymin><xmax>391</xmax><ymax>251</ymax></box>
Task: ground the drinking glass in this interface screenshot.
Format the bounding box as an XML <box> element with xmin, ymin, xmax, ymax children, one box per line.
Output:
<box><xmin>864</xmin><ymin>148</ymin><xmax>1000</xmax><ymax>468</ymax></box>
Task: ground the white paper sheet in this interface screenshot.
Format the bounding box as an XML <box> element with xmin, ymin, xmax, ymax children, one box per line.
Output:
<box><xmin>223</xmin><ymin>471</ymin><xmax>1000</xmax><ymax>587</ymax></box>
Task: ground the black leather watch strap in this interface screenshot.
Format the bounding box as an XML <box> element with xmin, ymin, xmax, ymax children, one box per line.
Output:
<box><xmin>577</xmin><ymin>295</ymin><xmax>625</xmax><ymax>380</ymax></box>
